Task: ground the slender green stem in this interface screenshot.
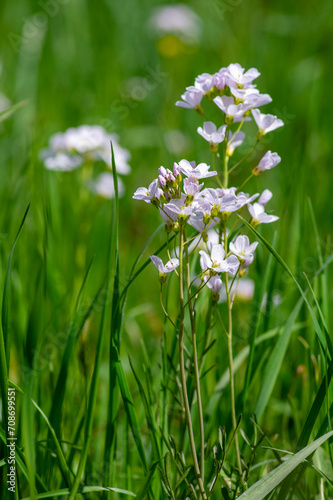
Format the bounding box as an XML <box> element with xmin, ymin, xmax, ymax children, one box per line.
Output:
<box><xmin>237</xmin><ymin>173</ymin><xmax>254</xmax><ymax>192</ymax></box>
<box><xmin>228</xmin><ymin>140</ymin><xmax>259</xmax><ymax>175</ymax></box>
<box><xmin>184</xmin><ymin>232</ymin><xmax>206</xmax><ymax>486</ymax></box>
<box><xmin>178</xmin><ymin>227</ymin><xmax>207</xmax><ymax>499</ymax></box>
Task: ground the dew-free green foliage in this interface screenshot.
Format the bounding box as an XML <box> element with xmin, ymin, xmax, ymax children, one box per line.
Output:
<box><xmin>0</xmin><ymin>0</ymin><xmax>333</xmax><ymax>498</ymax></box>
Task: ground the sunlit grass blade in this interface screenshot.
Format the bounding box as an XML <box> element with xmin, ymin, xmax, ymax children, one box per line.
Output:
<box><xmin>237</xmin><ymin>215</ymin><xmax>332</xmax><ymax>357</ymax></box>
<box><xmin>238</xmin><ymin>431</ymin><xmax>333</xmax><ymax>499</ymax></box>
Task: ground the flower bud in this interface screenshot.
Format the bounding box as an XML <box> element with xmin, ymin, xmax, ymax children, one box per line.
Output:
<box><xmin>158</xmin><ymin>175</ymin><xmax>167</xmax><ymax>187</ymax></box>
<box><xmin>173</xmin><ymin>162</ymin><xmax>181</xmax><ymax>177</ymax></box>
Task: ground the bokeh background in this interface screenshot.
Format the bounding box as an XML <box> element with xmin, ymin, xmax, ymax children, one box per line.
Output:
<box><xmin>0</xmin><ymin>0</ymin><xmax>333</xmax><ymax>494</ymax></box>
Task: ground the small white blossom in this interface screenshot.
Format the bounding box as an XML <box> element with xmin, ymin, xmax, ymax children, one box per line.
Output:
<box><xmin>133</xmin><ymin>179</ymin><xmax>162</xmax><ymax>203</ymax></box>
<box><xmin>150</xmin><ymin>256</ymin><xmax>179</xmax><ymax>279</ymax></box>
<box><xmin>197</xmin><ymin>122</ymin><xmax>227</xmax><ymax>150</ymax></box>
<box><xmin>227</xmin><ymin>63</ymin><xmax>260</xmax><ymax>88</ymax></box>
<box><xmin>248</xmin><ymin>202</ymin><xmax>279</xmax><ymax>225</ymax></box>
<box><xmin>176</xmin><ymin>88</ymin><xmax>203</xmax><ymax>110</ymax></box>
<box><xmin>195</xmin><ymin>73</ymin><xmax>215</xmax><ymax>93</ymax></box>
<box><xmin>252</xmin><ymin>109</ymin><xmax>284</xmax><ymax>137</ymax></box>
<box><xmin>213</xmin><ymin>96</ymin><xmax>250</xmax><ymax>123</ymax></box>
<box><xmin>177</xmin><ymin>159</ymin><xmax>217</xmax><ymax>179</ymax></box>
<box><xmin>184</xmin><ymin>178</ymin><xmax>203</xmax><ymax>196</ymax></box>
<box><xmin>253</xmin><ymin>151</ymin><xmax>281</xmax><ymax>175</ymax></box>
<box><xmin>199</xmin><ymin>244</ymin><xmax>239</xmax><ymax>274</ymax></box>
<box><xmin>229</xmin><ymin>235</ymin><xmax>258</xmax><ymax>266</ymax></box>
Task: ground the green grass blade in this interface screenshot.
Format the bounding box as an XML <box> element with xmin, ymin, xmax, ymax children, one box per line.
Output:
<box><xmin>2</xmin><ymin>203</ymin><xmax>30</xmax><ymax>368</ymax></box>
<box><xmin>135</xmin><ymin>461</ymin><xmax>159</xmax><ymax>500</ymax></box>
<box><xmin>128</xmin><ymin>354</ymin><xmax>161</xmax><ymax>459</ymax></box>
<box><xmin>237</xmin><ymin>215</ymin><xmax>331</xmax><ymax>357</ymax></box>
<box><xmin>254</xmin><ymin>297</ymin><xmax>303</xmax><ymax>421</ymax></box>
<box><xmin>242</xmin><ymin>231</ymin><xmax>277</xmax><ymax>406</ymax></box>
<box><xmin>114</xmin><ymin>346</ymin><xmax>148</xmax><ymax>472</ymax></box>
<box><xmin>21</xmin><ymin>485</ymin><xmax>136</xmax><ymax>499</ymax></box>
<box><xmin>238</xmin><ymin>431</ymin><xmax>333</xmax><ymax>500</ymax></box>
<box><xmin>0</xmin><ymin>99</ymin><xmax>28</xmax><ymax>124</ymax></box>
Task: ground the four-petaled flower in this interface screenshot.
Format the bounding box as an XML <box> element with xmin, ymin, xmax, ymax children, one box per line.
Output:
<box><xmin>229</xmin><ymin>235</ymin><xmax>258</xmax><ymax>266</ymax></box>
<box><xmin>177</xmin><ymin>159</ymin><xmax>217</xmax><ymax>179</ymax></box>
<box><xmin>199</xmin><ymin>244</ymin><xmax>239</xmax><ymax>274</ymax></box>
<box><xmin>150</xmin><ymin>256</ymin><xmax>179</xmax><ymax>282</ymax></box>
<box><xmin>197</xmin><ymin>122</ymin><xmax>227</xmax><ymax>151</ymax></box>
<box><xmin>227</xmin><ymin>63</ymin><xmax>260</xmax><ymax>88</ymax></box>
<box><xmin>176</xmin><ymin>88</ymin><xmax>203</xmax><ymax>111</ymax></box>
<box><xmin>252</xmin><ymin>109</ymin><xmax>284</xmax><ymax>138</ymax></box>
<box><xmin>248</xmin><ymin>202</ymin><xmax>279</xmax><ymax>226</ymax></box>
<box><xmin>133</xmin><ymin>179</ymin><xmax>162</xmax><ymax>204</ymax></box>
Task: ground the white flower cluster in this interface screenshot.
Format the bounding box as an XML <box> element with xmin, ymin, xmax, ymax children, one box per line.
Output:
<box><xmin>40</xmin><ymin>125</ymin><xmax>131</xmax><ymax>199</ymax></box>
<box><xmin>134</xmin><ymin>63</ymin><xmax>283</xmax><ymax>301</ymax></box>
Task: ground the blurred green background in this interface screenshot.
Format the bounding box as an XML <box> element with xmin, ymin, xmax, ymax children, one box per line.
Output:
<box><xmin>0</xmin><ymin>0</ymin><xmax>333</xmax><ymax>493</ymax></box>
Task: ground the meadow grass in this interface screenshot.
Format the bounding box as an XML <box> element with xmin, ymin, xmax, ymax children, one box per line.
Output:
<box><xmin>0</xmin><ymin>0</ymin><xmax>333</xmax><ymax>498</ymax></box>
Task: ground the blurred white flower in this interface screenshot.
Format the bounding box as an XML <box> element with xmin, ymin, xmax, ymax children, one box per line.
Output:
<box><xmin>148</xmin><ymin>4</ymin><xmax>202</xmax><ymax>43</ymax></box>
<box><xmin>43</xmin><ymin>153</ymin><xmax>82</xmax><ymax>172</ymax></box>
<box><xmin>88</xmin><ymin>173</ymin><xmax>124</xmax><ymax>199</ymax></box>
<box><xmin>40</xmin><ymin>125</ymin><xmax>131</xmax><ymax>174</ymax></box>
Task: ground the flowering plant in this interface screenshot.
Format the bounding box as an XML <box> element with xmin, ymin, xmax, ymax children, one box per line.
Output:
<box><xmin>133</xmin><ymin>63</ymin><xmax>284</xmax><ymax>497</ymax></box>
